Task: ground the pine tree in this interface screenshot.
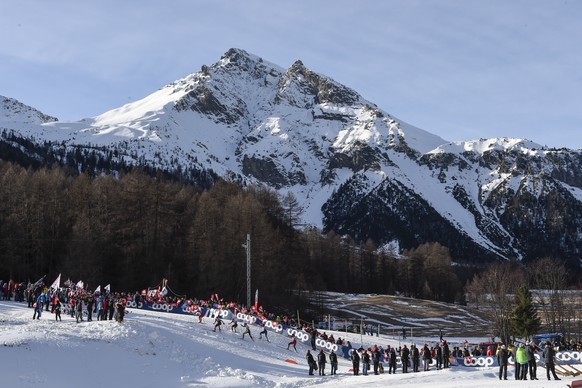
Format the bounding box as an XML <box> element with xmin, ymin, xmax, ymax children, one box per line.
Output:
<box><xmin>511</xmin><ymin>283</ymin><xmax>541</xmax><ymax>340</ymax></box>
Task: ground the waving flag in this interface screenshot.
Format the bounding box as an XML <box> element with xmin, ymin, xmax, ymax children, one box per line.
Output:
<box><xmin>33</xmin><ymin>275</ymin><xmax>46</xmax><ymax>288</ymax></box>
<box><xmin>50</xmin><ymin>274</ymin><xmax>61</xmax><ymax>290</ymax></box>
<box><xmin>76</xmin><ymin>280</ymin><xmax>84</xmax><ymax>290</ymax></box>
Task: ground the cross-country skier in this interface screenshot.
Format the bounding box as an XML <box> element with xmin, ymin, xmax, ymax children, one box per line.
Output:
<box><xmin>258</xmin><ymin>321</ymin><xmax>269</xmax><ymax>342</ymax></box>
<box><xmin>213</xmin><ymin>316</ymin><xmax>223</xmax><ymax>332</ymax></box>
<box><xmin>242</xmin><ymin>322</ymin><xmax>254</xmax><ymax>341</ymax></box>
<box><xmin>287</xmin><ymin>334</ymin><xmax>297</xmax><ymax>351</ymax></box>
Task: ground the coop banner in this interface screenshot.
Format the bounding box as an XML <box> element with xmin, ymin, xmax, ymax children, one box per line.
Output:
<box><xmin>125</xmin><ymin>300</ymin><xmax>234</xmax><ymax>319</ymax></box>
<box><xmin>457</xmin><ymin>352</ymin><xmax>582</xmax><ymax>368</ymax></box>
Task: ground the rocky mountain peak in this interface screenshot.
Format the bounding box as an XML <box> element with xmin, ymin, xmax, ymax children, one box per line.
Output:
<box><xmin>1</xmin><ymin>50</ymin><xmax>582</xmax><ymax>266</ymax></box>
<box><xmin>0</xmin><ymin>95</ymin><xmax>57</xmax><ymax>124</ymax></box>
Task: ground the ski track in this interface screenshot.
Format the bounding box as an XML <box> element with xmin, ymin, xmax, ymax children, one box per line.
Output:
<box><xmin>0</xmin><ymin>301</ymin><xmax>574</xmax><ymax>388</ymax></box>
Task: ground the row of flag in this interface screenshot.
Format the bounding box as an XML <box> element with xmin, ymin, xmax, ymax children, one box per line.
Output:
<box><xmin>38</xmin><ymin>273</ymin><xmax>110</xmax><ymax>294</ymax></box>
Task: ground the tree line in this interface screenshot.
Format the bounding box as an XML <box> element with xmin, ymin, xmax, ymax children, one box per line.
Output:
<box><xmin>465</xmin><ymin>258</ymin><xmax>582</xmax><ymax>343</ymax></box>
<box><xmin>0</xmin><ymin>161</ymin><xmax>473</xmax><ymax>309</ymax></box>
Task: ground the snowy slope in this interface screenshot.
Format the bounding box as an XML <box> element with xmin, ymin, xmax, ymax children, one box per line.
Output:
<box><xmin>0</xmin><ymin>300</ymin><xmax>572</xmax><ymax>388</ymax></box>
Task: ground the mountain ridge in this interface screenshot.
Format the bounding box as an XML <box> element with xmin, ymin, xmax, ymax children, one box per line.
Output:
<box><xmin>1</xmin><ymin>48</ymin><xmax>581</xmax><ymax>265</ymax></box>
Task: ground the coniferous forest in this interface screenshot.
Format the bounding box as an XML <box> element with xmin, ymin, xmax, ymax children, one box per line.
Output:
<box><xmin>0</xmin><ymin>160</ymin><xmax>470</xmax><ymax>306</ymax></box>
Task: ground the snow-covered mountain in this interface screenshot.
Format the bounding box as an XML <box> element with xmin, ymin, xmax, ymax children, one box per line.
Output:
<box><xmin>2</xmin><ymin>48</ymin><xmax>582</xmax><ymax>264</ymax></box>
<box><xmin>0</xmin><ymin>95</ymin><xmax>57</xmax><ymax>124</ymax></box>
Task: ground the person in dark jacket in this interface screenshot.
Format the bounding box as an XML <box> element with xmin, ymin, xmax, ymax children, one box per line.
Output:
<box><xmin>32</xmin><ymin>293</ymin><xmax>44</xmax><ymax>320</ymax></box>
<box><xmin>542</xmin><ymin>341</ymin><xmax>561</xmax><ymax>381</ymax></box>
<box><xmin>115</xmin><ymin>300</ymin><xmax>125</xmax><ymax>322</ymax></box>
<box><xmin>108</xmin><ymin>296</ymin><xmax>115</xmax><ymax>320</ymax></box>
<box><xmin>258</xmin><ymin>321</ymin><xmax>269</xmax><ymax>342</ymax></box>
<box><xmin>401</xmin><ymin>345</ymin><xmax>410</xmax><ymax>373</ymax></box>
<box><xmin>388</xmin><ymin>348</ymin><xmax>397</xmax><ymax>374</ymax></box>
<box><xmin>350</xmin><ymin>349</ymin><xmax>360</xmax><ymax>375</ymax></box>
<box><xmin>86</xmin><ymin>296</ymin><xmax>94</xmax><ymax>321</ymax></box>
<box><xmin>317</xmin><ymin>349</ymin><xmax>327</xmax><ymax>376</ymax></box>
<box><xmin>310</xmin><ymin>329</ymin><xmax>317</xmax><ymax>351</ymax></box>
<box><xmin>497</xmin><ymin>344</ymin><xmax>509</xmax><ymax>380</ymax></box>
<box><xmin>329</xmin><ymin>350</ymin><xmax>338</xmax><ymax>375</ymax></box>
<box><xmin>372</xmin><ymin>347</ymin><xmax>381</xmax><ymax>375</ymax></box>
<box><xmin>412</xmin><ymin>344</ymin><xmax>420</xmax><ymax>372</ymax></box>
<box><xmin>423</xmin><ymin>344</ymin><xmax>432</xmax><ymax>371</ymax></box>
<box><xmin>527</xmin><ymin>342</ymin><xmax>539</xmax><ymax>380</ymax></box>
<box><xmin>442</xmin><ymin>341</ymin><xmax>450</xmax><ymax>368</ymax></box>
<box><xmin>213</xmin><ymin>316</ymin><xmax>223</xmax><ymax>332</ymax></box>
<box><xmin>306</xmin><ymin>350</ymin><xmax>316</xmax><ymax>375</ymax></box>
<box><xmin>435</xmin><ymin>343</ymin><xmax>443</xmax><ymax>369</ymax></box>
<box><xmin>54</xmin><ymin>299</ymin><xmax>62</xmax><ymax>321</ymax></box>
<box><xmin>362</xmin><ymin>350</ymin><xmax>370</xmax><ymax>375</ymax></box>
<box><xmin>75</xmin><ymin>297</ymin><xmax>83</xmax><ymax>323</ymax></box>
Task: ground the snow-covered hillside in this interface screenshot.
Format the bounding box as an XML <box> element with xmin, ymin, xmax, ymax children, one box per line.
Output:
<box><xmin>0</xmin><ymin>95</ymin><xmax>57</xmax><ymax>124</ymax></box>
<box><xmin>0</xmin><ymin>300</ymin><xmax>573</xmax><ymax>387</ymax></box>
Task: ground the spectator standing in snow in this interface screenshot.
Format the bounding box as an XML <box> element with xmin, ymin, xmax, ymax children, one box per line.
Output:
<box><xmin>350</xmin><ymin>349</ymin><xmax>360</xmax><ymax>375</ymax></box>
<box><xmin>509</xmin><ymin>344</ymin><xmax>519</xmax><ymax>380</ymax></box>
<box><xmin>32</xmin><ymin>293</ymin><xmax>44</xmax><ymax>320</ymax></box>
<box><xmin>372</xmin><ymin>346</ymin><xmax>381</xmax><ymax>374</ymax></box>
<box><xmin>422</xmin><ymin>344</ymin><xmax>432</xmax><ymax>371</ymax></box>
<box><xmin>86</xmin><ymin>295</ymin><xmax>94</xmax><ymax>321</ymax></box>
<box><xmin>310</xmin><ymin>329</ymin><xmax>317</xmax><ymax>351</ymax></box>
<box><xmin>401</xmin><ymin>344</ymin><xmax>410</xmax><ymax>373</ymax></box>
<box><xmin>516</xmin><ymin>343</ymin><xmax>528</xmax><ymax>380</ymax></box>
<box><xmin>388</xmin><ymin>348</ymin><xmax>397</xmax><ymax>374</ymax></box>
<box><xmin>527</xmin><ymin>342</ymin><xmax>539</xmax><ymax>380</ymax></box>
<box><xmin>317</xmin><ymin>349</ymin><xmax>327</xmax><ymax>376</ymax></box>
<box><xmin>96</xmin><ymin>295</ymin><xmax>105</xmax><ymax>321</ymax></box>
<box><xmin>435</xmin><ymin>343</ymin><xmax>443</xmax><ymax>369</ymax></box>
<box><xmin>75</xmin><ymin>296</ymin><xmax>84</xmax><ymax>323</ymax></box>
<box><xmin>115</xmin><ymin>300</ymin><xmax>125</xmax><ymax>322</ymax></box>
<box><xmin>497</xmin><ymin>344</ymin><xmax>509</xmax><ymax>380</ymax></box>
<box><xmin>542</xmin><ymin>341</ymin><xmax>561</xmax><ymax>381</ymax></box>
<box><xmin>442</xmin><ymin>341</ymin><xmax>450</xmax><ymax>368</ymax></box>
<box><xmin>329</xmin><ymin>350</ymin><xmax>338</xmax><ymax>375</ymax></box>
<box><xmin>306</xmin><ymin>350</ymin><xmax>316</xmax><ymax>375</ymax></box>
<box><xmin>412</xmin><ymin>344</ymin><xmax>420</xmax><ymax>372</ymax></box>
<box><xmin>54</xmin><ymin>299</ymin><xmax>62</xmax><ymax>321</ymax></box>
<box><xmin>362</xmin><ymin>349</ymin><xmax>370</xmax><ymax>375</ymax></box>
<box><xmin>107</xmin><ymin>295</ymin><xmax>115</xmax><ymax>320</ymax></box>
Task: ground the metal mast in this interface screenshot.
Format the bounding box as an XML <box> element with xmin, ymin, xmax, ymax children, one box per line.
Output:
<box><xmin>242</xmin><ymin>234</ymin><xmax>251</xmax><ymax>308</ymax></box>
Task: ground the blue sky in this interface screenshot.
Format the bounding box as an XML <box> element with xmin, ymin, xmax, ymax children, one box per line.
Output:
<box><xmin>1</xmin><ymin>0</ymin><xmax>581</xmax><ymax>148</ymax></box>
